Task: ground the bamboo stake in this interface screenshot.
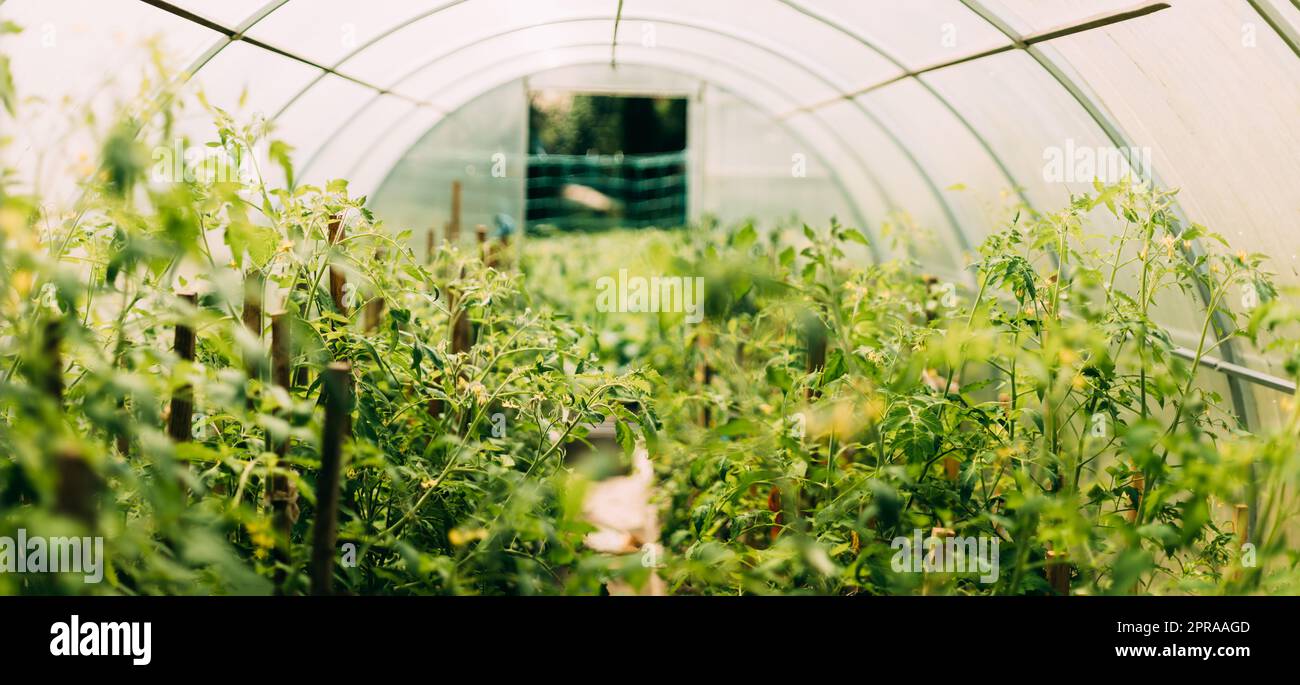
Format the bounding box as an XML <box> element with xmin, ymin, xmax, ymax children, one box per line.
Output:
<box><xmin>311</xmin><ymin>362</ymin><xmax>352</xmax><ymax>595</ymax></box>
<box><xmin>167</xmin><ymin>292</ymin><xmax>197</xmax><ymax>444</ymax></box>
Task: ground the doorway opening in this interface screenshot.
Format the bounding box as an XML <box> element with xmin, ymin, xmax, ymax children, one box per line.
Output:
<box><xmin>526</xmin><ymin>91</ymin><xmax>688</xmax><ymax>233</ymax></box>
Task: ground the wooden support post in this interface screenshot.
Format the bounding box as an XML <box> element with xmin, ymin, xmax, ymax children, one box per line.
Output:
<box><xmin>168</xmin><ymin>292</ymin><xmax>197</xmax><ymax>444</ymax></box>
<box><xmin>311</xmin><ymin>362</ymin><xmax>351</xmax><ymax>595</ymax></box>
<box><xmin>447</xmin><ymin>180</ymin><xmax>462</xmax><ymax>244</ymax></box>
<box><xmin>475</xmin><ymin>223</ymin><xmax>488</xmax><ymax>259</ymax></box>
<box><xmin>327</xmin><ymin>215</ymin><xmax>348</xmax><ymax>316</ymax></box>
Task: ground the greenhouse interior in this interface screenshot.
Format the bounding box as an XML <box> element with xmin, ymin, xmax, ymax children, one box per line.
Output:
<box><xmin>2</xmin><ymin>0</ymin><xmax>1300</xmax><ymax>606</ymax></box>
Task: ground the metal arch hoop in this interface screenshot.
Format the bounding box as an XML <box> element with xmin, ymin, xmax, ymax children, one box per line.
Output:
<box><xmin>956</xmin><ymin>0</ymin><xmax>1257</xmax><ymax>433</ymax></box>
<box><xmin>279</xmin><ymin>15</ymin><xmax>981</xmax><ymax>276</ymax></box>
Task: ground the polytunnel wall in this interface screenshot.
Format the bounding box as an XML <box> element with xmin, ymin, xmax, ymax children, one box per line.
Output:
<box><xmin>3</xmin><ymin>0</ymin><xmax>1300</xmax><ymax>432</ymax></box>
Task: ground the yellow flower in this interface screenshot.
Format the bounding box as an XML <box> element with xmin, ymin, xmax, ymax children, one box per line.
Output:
<box><xmin>448</xmin><ymin>528</ymin><xmax>487</xmax><ymax>546</ymax></box>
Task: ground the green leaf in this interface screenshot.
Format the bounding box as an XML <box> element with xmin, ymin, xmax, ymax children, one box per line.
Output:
<box><xmin>269</xmin><ymin>139</ymin><xmax>295</xmax><ymax>189</ymax></box>
<box><xmin>840</xmin><ymin>228</ymin><xmax>870</xmax><ymax>246</ymax></box>
<box><xmin>733</xmin><ymin>223</ymin><xmax>758</xmax><ymax>250</ymax></box>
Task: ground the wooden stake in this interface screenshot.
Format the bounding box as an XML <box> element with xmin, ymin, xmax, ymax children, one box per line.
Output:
<box><xmin>1127</xmin><ymin>471</ymin><xmax>1145</xmax><ymax>524</ymax></box>
<box><xmin>695</xmin><ymin>330</ymin><xmax>713</xmax><ymax>427</ymax></box>
<box><xmin>243</xmin><ymin>272</ymin><xmax>265</xmax><ymax>411</ymax></box>
<box><xmin>167</xmin><ymin>292</ymin><xmax>197</xmax><ymax>444</ymax></box>
<box><xmin>364</xmin><ymin>250</ymin><xmax>386</xmax><ymax>332</ymax></box>
<box><xmin>447</xmin><ymin>180</ymin><xmax>462</xmax><ymax>244</ymax></box>
<box><xmin>768</xmin><ymin>485</ymin><xmax>783</xmax><ymax>541</ymax></box>
<box><xmin>40</xmin><ymin>319</ymin><xmax>63</xmax><ymax>401</ymax></box>
<box><xmin>115</xmin><ymin>399</ymin><xmax>131</xmax><ymax>456</ymax></box>
<box><xmin>495</xmin><ymin>233</ymin><xmax>512</xmax><ymax>269</ymax></box>
<box><xmin>1046</xmin><ymin>550</ymin><xmax>1070</xmax><ymax>596</ymax></box>
<box><xmin>55</xmin><ymin>446</ymin><xmax>100</xmax><ymax>529</ymax></box>
<box><xmin>944</xmin><ymin>456</ymin><xmax>959</xmax><ymax>481</ymax></box>
<box><xmin>311</xmin><ymin>362</ymin><xmax>352</xmax><ymax>596</ymax></box>
<box><xmin>38</xmin><ymin>322</ymin><xmax>101</xmax><ymax>526</ymax></box>
<box><xmin>242</xmin><ymin>271</ymin><xmax>264</xmax><ymax>340</ymax></box>
<box><xmin>803</xmin><ymin>315</ymin><xmax>827</xmax><ymax>401</ymax></box>
<box><xmin>269</xmin><ymin>313</ymin><xmax>298</xmax><ymax>587</ymax></box>
<box><xmin>1233</xmin><ymin>503</ymin><xmax>1249</xmax><ymax>543</ymax></box>
<box><xmin>450</xmin><ymin>266</ymin><xmax>472</xmax><ymax>355</ymax></box>
<box><xmin>327</xmin><ymin>215</ymin><xmax>348</xmax><ymax>316</ymax></box>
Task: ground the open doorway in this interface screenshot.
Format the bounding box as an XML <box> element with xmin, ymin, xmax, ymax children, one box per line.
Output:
<box><xmin>526</xmin><ymin>91</ymin><xmax>688</xmax><ymax>233</ymax></box>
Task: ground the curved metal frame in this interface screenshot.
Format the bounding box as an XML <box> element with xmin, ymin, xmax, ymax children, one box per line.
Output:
<box><xmin>276</xmin><ymin>14</ymin><xmax>976</xmax><ymax>275</ymax></box>
<box><xmin>956</xmin><ymin>0</ymin><xmax>1257</xmax><ymax>433</ymax></box>
<box><xmin>128</xmin><ymin>0</ymin><xmax>1297</xmax><ymax>403</ymax></box>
